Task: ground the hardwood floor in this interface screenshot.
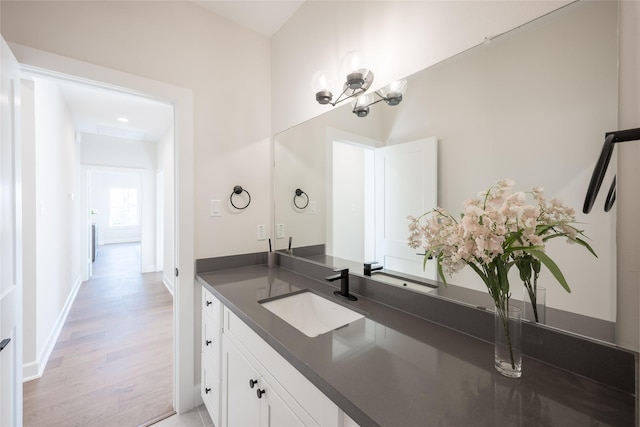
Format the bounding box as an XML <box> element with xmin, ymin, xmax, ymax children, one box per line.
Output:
<box><xmin>23</xmin><ymin>243</ymin><xmax>174</xmax><ymax>427</ymax></box>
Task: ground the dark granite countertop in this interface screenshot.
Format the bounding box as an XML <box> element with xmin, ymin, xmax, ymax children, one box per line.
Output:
<box><xmin>197</xmin><ymin>265</ymin><xmax>636</xmax><ymax>427</ymax></box>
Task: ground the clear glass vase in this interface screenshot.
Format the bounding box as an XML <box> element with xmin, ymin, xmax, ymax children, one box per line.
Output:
<box><xmin>494</xmin><ymin>305</ymin><xmax>522</xmax><ymax>378</ymax></box>
<box><xmin>524</xmin><ymin>285</ymin><xmax>546</xmax><ymax>324</ymax></box>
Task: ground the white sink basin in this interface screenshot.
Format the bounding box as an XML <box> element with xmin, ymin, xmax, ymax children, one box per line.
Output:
<box><xmin>372</xmin><ymin>274</ymin><xmax>437</xmax><ymax>295</ymax></box>
<box><xmin>260</xmin><ymin>291</ymin><xmax>364</xmax><ymax>337</ymax></box>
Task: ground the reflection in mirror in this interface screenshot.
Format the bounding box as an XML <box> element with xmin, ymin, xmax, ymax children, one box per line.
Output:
<box><xmin>274</xmin><ymin>1</ymin><xmax>618</xmax><ymax>343</ymax></box>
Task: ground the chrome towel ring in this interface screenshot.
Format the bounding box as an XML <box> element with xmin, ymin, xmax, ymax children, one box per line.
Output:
<box><xmin>293</xmin><ymin>188</ymin><xmax>309</xmax><ymax>209</ymax></box>
<box><xmin>230</xmin><ymin>185</ymin><xmax>251</xmax><ymax>210</ymax></box>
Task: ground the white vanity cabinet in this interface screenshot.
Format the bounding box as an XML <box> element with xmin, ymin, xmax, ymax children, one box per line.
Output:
<box><xmin>200</xmin><ymin>285</ymin><xmax>359</xmax><ymax>427</ymax></box>
<box><xmin>201</xmin><ymin>287</ymin><xmax>222</xmax><ymax>426</ymax></box>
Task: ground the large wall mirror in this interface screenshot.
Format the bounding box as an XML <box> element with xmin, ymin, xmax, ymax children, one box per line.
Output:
<box><xmin>274</xmin><ymin>1</ymin><xmax>619</xmax><ymax>343</ymax></box>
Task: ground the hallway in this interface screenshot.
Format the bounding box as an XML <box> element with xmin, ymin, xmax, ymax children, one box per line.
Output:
<box><xmin>23</xmin><ymin>243</ymin><xmax>174</xmax><ymax>426</ymax></box>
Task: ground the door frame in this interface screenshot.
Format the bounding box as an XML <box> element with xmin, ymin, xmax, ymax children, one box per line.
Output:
<box><xmin>1</xmin><ymin>36</ymin><xmax>23</xmax><ymax>427</ymax></box>
<box><xmin>10</xmin><ymin>43</ymin><xmax>196</xmax><ymax>413</ymax></box>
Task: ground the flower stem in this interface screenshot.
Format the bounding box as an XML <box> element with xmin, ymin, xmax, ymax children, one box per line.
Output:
<box><xmin>525</xmin><ymin>282</ymin><xmax>539</xmax><ymax>322</ymax></box>
<box><xmin>497</xmin><ymin>300</ymin><xmax>516</xmax><ymax>370</ymax></box>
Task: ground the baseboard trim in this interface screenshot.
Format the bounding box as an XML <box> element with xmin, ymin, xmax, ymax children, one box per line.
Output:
<box><xmin>22</xmin><ymin>361</ymin><xmax>39</xmax><ymax>382</ymax></box>
<box><xmin>141</xmin><ymin>264</ymin><xmax>157</xmax><ymax>274</ymax></box>
<box><xmin>100</xmin><ymin>238</ymin><xmax>140</xmax><ymax>245</ymax></box>
<box><xmin>23</xmin><ymin>274</ymin><xmax>83</xmax><ymax>382</ymax></box>
<box><xmin>163</xmin><ymin>273</ymin><xmax>174</xmax><ymax>297</ymax></box>
<box><xmin>137</xmin><ymin>410</ymin><xmax>176</xmax><ymax>427</ymax></box>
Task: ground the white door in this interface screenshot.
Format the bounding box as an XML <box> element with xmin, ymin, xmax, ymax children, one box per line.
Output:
<box><xmin>0</xmin><ymin>37</ymin><xmax>22</xmax><ymax>427</ymax></box>
<box><xmin>374</xmin><ymin>137</ymin><xmax>438</xmax><ymax>280</ymax></box>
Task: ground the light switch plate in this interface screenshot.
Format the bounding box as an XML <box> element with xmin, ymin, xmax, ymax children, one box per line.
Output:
<box><xmin>276</xmin><ymin>224</ymin><xmax>285</xmax><ymax>239</ymax></box>
<box><xmin>210</xmin><ymin>200</ymin><xmax>221</xmax><ymax>217</ymax></box>
<box><xmin>309</xmin><ymin>201</ymin><xmax>317</xmax><ymax>215</ymax></box>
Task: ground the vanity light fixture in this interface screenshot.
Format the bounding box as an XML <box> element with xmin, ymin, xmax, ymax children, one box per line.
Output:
<box><xmin>311</xmin><ymin>51</ymin><xmax>408</xmax><ymax>117</ymax></box>
<box><xmin>311</xmin><ymin>51</ymin><xmax>375</xmax><ymax>107</ymax></box>
<box><xmin>117</xmin><ymin>116</ymin><xmax>129</xmax><ymax>123</ymax></box>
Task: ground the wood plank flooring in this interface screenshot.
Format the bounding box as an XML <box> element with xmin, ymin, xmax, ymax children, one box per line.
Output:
<box><xmin>23</xmin><ymin>243</ymin><xmax>174</xmax><ymax>427</ymax></box>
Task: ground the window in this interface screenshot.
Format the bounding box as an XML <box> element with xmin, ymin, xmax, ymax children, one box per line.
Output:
<box><xmin>109</xmin><ymin>188</ymin><xmax>138</xmax><ymax>227</ymax></box>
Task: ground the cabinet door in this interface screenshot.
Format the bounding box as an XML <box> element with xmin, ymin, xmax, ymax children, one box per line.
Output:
<box><xmin>260</xmin><ymin>377</ymin><xmax>305</xmax><ymax>427</ymax></box>
<box><xmin>223</xmin><ymin>336</ymin><xmax>260</xmax><ymax>427</ymax></box>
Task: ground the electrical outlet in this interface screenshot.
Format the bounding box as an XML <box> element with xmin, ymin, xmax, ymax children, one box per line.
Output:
<box><xmin>276</xmin><ymin>224</ymin><xmax>285</xmax><ymax>239</ymax></box>
<box><xmin>257</xmin><ymin>224</ymin><xmax>266</xmax><ymax>241</ymax></box>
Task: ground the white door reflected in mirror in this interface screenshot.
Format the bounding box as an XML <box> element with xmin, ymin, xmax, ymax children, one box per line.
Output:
<box><xmin>375</xmin><ymin>137</ymin><xmax>438</xmax><ymax>280</ymax></box>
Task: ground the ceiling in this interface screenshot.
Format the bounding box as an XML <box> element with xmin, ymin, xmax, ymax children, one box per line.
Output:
<box><xmin>55</xmin><ymin>80</ymin><xmax>174</xmax><ymax>142</ymax></box>
<box><xmin>193</xmin><ymin>0</ymin><xmax>305</xmax><ymax>37</ymax></box>
<box><xmin>50</xmin><ymin>1</ymin><xmax>303</xmax><ymax>143</ymax></box>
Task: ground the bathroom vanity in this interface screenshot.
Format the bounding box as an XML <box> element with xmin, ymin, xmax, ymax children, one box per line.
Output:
<box><xmin>196</xmin><ymin>262</ymin><xmax>637</xmax><ymax>426</ymax></box>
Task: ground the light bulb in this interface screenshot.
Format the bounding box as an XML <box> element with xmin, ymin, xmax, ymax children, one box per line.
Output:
<box><xmin>379</xmin><ymin>79</ymin><xmax>407</xmax><ymax>106</ymax></box>
<box><xmin>353</xmin><ymin>93</ymin><xmax>373</xmax><ymax>108</ymax></box>
<box><xmin>341</xmin><ymin>51</ymin><xmax>370</xmax><ymax>90</ymax></box>
<box><xmin>311</xmin><ymin>70</ymin><xmax>335</xmax><ymax>104</ymax></box>
<box><xmin>352</xmin><ymin>93</ymin><xmax>373</xmax><ymax>117</ymax></box>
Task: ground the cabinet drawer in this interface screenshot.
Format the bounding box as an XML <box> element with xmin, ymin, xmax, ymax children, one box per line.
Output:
<box><xmin>202</xmin><ymin>287</ymin><xmax>221</xmax><ymax>326</ymax></box>
<box><xmin>202</xmin><ymin>312</ymin><xmax>221</xmax><ymax>361</ymax></box>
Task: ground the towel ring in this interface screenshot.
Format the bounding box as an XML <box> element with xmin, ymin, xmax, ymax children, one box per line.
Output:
<box><xmin>293</xmin><ymin>188</ymin><xmax>309</xmax><ymax>209</ymax></box>
<box><xmin>230</xmin><ymin>185</ymin><xmax>251</xmax><ymax>210</ymax></box>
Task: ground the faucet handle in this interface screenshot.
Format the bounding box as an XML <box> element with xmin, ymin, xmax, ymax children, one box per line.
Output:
<box><xmin>364</xmin><ymin>262</ymin><xmax>383</xmax><ymax>276</ymax></box>
<box><xmin>325</xmin><ymin>267</ymin><xmax>348</xmax><ymax>282</ymax></box>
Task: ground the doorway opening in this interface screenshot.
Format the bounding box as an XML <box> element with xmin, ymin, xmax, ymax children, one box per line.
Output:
<box><xmin>20</xmin><ymin>70</ymin><xmax>178</xmax><ymax>425</ymax></box>
<box><xmin>12</xmin><ymin>41</ymin><xmax>195</xmax><ymax>416</ymax></box>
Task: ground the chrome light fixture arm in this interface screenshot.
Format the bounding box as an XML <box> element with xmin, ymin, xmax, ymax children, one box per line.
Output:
<box><xmin>352</xmin><ymin>88</ymin><xmax>405</xmax><ymax>118</ymax></box>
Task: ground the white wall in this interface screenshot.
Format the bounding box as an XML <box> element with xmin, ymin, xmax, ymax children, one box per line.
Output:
<box><xmin>81</xmin><ymin>133</ymin><xmax>158</xmax><ymax>272</ymax></box>
<box><xmin>271</xmin><ymin>0</ymin><xmax>569</xmax><ymax>133</ymax></box>
<box><xmin>1</xmin><ymin>0</ymin><xmax>270</xmax><ymax>401</ymax></box>
<box><xmin>379</xmin><ymin>1</ymin><xmax>617</xmax><ymax>322</ymax></box>
<box><xmin>2</xmin><ymin>0</ymin><xmax>636</xmax><ymax>362</ymax></box>
<box><xmin>157</xmin><ymin>126</ymin><xmax>175</xmax><ymax>293</ymax></box>
<box><xmin>0</xmin><ymin>0</ymin><xmax>272</xmax><ymax>260</ymax></box>
<box><xmin>28</xmin><ymin>78</ymin><xmax>83</xmax><ymax>378</ymax></box>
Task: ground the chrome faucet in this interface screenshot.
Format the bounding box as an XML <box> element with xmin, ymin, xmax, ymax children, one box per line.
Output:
<box><xmin>363</xmin><ymin>262</ymin><xmax>383</xmax><ymax>276</ymax></box>
<box><xmin>325</xmin><ymin>268</ymin><xmax>357</xmax><ymax>301</ymax></box>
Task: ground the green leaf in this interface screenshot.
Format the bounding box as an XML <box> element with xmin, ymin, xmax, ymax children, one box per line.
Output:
<box><xmin>574</xmin><ymin>237</ymin><xmax>598</xmax><ymax>258</ymax></box>
<box><xmin>527</xmin><ymin>249</ymin><xmax>571</xmax><ymax>293</ymax></box>
<box><xmin>515</xmin><ymin>257</ymin><xmax>531</xmax><ymax>282</ymax></box>
<box><xmin>495</xmin><ymin>260</ymin><xmax>510</xmax><ymax>294</ymax></box>
<box><xmin>468</xmin><ymin>262</ymin><xmax>491</xmax><ymax>290</ymax></box>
